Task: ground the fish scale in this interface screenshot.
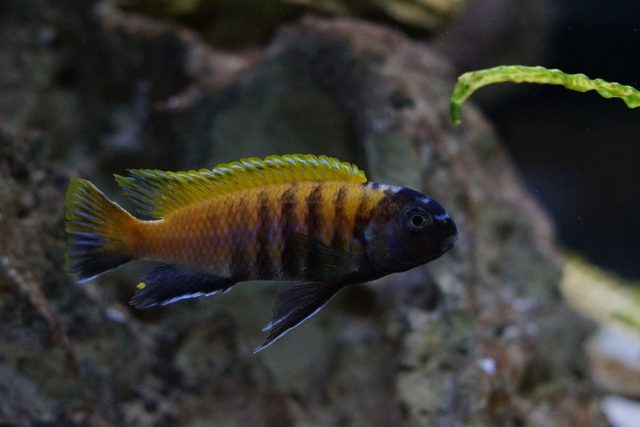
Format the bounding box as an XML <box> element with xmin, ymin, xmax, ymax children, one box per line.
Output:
<box><xmin>65</xmin><ymin>154</ymin><xmax>457</xmax><ymax>352</ymax></box>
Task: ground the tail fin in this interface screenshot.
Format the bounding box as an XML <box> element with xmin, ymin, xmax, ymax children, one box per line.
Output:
<box><xmin>66</xmin><ymin>178</ymin><xmax>137</xmax><ymax>283</ymax></box>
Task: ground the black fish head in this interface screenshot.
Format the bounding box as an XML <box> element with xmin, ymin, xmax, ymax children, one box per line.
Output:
<box><xmin>364</xmin><ymin>187</ymin><xmax>458</xmax><ymax>274</ymax></box>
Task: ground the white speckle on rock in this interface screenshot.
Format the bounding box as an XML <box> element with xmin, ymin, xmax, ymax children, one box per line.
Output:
<box><xmin>526</xmin><ymin>322</ymin><xmax>539</xmax><ymax>336</ymax></box>
<box><xmin>513</xmin><ymin>297</ymin><xmax>536</xmax><ymax>313</ymax></box>
<box><xmin>503</xmin><ymin>324</ymin><xmax>520</xmax><ymax>341</ymax></box>
<box><xmin>166</xmin><ymin>96</ymin><xmax>182</xmax><ymax>109</ymax></box>
<box><xmin>105</xmin><ymin>307</ymin><xmax>127</xmax><ymax>324</ymax></box>
<box><xmin>477</xmin><ymin>358</ymin><xmax>497</xmax><ymax>375</ymax></box>
<box><xmin>602</xmin><ymin>395</ymin><xmax>640</xmax><ymax>427</ymax></box>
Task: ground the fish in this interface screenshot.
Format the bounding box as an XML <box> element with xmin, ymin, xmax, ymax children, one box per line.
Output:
<box><xmin>65</xmin><ymin>154</ymin><xmax>457</xmax><ymax>352</ymax></box>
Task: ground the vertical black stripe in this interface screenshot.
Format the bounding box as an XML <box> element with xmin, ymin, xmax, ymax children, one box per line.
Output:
<box><xmin>304</xmin><ymin>184</ymin><xmax>323</xmax><ymax>280</ymax></box>
<box><xmin>366</xmin><ymin>189</ymin><xmax>398</xmax><ymax>235</ymax></box>
<box><xmin>306</xmin><ymin>184</ymin><xmax>323</xmax><ymax>240</ymax></box>
<box><xmin>256</xmin><ymin>189</ymin><xmax>275</xmax><ymax>279</ymax></box>
<box><xmin>280</xmin><ymin>184</ymin><xmax>298</xmax><ymax>279</ymax></box>
<box><xmin>353</xmin><ymin>186</ymin><xmax>398</xmax><ymax>281</ymax></box>
<box><xmin>376</xmin><ymin>189</ymin><xmax>401</xmax><ymax>220</ymax></box>
<box><xmin>230</xmin><ymin>197</ymin><xmax>249</xmax><ymax>280</ymax></box>
<box><xmin>330</xmin><ymin>184</ymin><xmax>348</xmax><ymax>249</ymax></box>
<box><xmin>352</xmin><ymin>184</ymin><xmax>371</xmax><ymax>241</ymax></box>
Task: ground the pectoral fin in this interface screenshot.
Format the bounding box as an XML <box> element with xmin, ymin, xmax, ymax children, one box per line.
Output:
<box><xmin>254</xmin><ymin>282</ymin><xmax>342</xmax><ymax>353</ymax></box>
<box><xmin>290</xmin><ymin>234</ymin><xmax>355</xmax><ymax>281</ymax></box>
<box><xmin>131</xmin><ymin>264</ymin><xmax>235</xmax><ymax>309</ymax></box>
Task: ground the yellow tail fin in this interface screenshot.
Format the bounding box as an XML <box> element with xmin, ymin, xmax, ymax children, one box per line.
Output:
<box><xmin>65</xmin><ymin>178</ymin><xmax>137</xmax><ymax>283</ymax></box>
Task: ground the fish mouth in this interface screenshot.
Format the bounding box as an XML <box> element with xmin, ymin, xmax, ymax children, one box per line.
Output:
<box><xmin>439</xmin><ymin>233</ymin><xmax>458</xmax><ymax>254</ymax></box>
<box><xmin>420</xmin><ymin>233</ymin><xmax>458</xmax><ymax>265</ymax></box>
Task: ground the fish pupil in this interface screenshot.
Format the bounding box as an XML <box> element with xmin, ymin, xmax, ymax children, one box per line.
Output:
<box><xmin>411</xmin><ymin>214</ymin><xmax>426</xmax><ymax>227</ymax></box>
<box><xmin>405</xmin><ymin>208</ymin><xmax>431</xmax><ymax>231</ymax></box>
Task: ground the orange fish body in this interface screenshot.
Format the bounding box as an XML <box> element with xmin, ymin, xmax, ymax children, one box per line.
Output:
<box><xmin>132</xmin><ymin>181</ymin><xmax>387</xmax><ymax>281</ymax></box>
<box><xmin>66</xmin><ymin>155</ymin><xmax>457</xmax><ymax>351</ymax></box>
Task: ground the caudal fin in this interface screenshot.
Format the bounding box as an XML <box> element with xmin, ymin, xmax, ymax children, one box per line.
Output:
<box><xmin>66</xmin><ymin>178</ymin><xmax>136</xmax><ymax>283</ymax></box>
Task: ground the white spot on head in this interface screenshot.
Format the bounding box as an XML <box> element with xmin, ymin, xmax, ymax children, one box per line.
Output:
<box><xmin>433</xmin><ymin>212</ymin><xmax>450</xmax><ymax>221</ymax></box>
<box><xmin>373</xmin><ymin>183</ymin><xmax>401</xmax><ymax>193</ymax></box>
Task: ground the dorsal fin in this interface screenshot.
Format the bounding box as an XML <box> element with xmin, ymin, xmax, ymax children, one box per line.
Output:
<box><xmin>115</xmin><ymin>154</ymin><xmax>367</xmax><ymax>218</ymax></box>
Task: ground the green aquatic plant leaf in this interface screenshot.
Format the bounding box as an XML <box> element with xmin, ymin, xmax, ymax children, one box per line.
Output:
<box><xmin>450</xmin><ymin>65</ymin><xmax>640</xmax><ymax>125</ymax></box>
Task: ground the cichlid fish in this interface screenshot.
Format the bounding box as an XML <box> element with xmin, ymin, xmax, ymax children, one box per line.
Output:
<box><xmin>66</xmin><ymin>154</ymin><xmax>457</xmax><ymax>352</ymax></box>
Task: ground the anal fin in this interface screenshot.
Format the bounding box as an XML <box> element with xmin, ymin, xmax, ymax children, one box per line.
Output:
<box><xmin>131</xmin><ymin>264</ymin><xmax>235</xmax><ymax>309</ymax></box>
<box><xmin>254</xmin><ymin>282</ymin><xmax>342</xmax><ymax>353</ymax></box>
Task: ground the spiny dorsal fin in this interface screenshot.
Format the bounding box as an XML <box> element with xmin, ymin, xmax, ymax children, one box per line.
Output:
<box><xmin>115</xmin><ymin>154</ymin><xmax>367</xmax><ymax>218</ymax></box>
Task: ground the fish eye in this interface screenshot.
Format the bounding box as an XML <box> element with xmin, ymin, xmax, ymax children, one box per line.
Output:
<box><xmin>411</xmin><ymin>214</ymin><xmax>426</xmax><ymax>227</ymax></box>
<box><xmin>404</xmin><ymin>207</ymin><xmax>431</xmax><ymax>231</ymax></box>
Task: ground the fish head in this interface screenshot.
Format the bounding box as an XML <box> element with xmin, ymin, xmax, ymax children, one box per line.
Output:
<box><xmin>364</xmin><ymin>187</ymin><xmax>457</xmax><ymax>274</ymax></box>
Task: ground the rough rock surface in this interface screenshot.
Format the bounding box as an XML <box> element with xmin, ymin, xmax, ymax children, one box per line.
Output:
<box><xmin>588</xmin><ymin>327</ymin><xmax>640</xmax><ymax>398</ymax></box>
<box><xmin>603</xmin><ymin>395</ymin><xmax>640</xmax><ymax>427</ymax></box>
<box><xmin>0</xmin><ymin>2</ymin><xmax>606</xmax><ymax>426</ymax></box>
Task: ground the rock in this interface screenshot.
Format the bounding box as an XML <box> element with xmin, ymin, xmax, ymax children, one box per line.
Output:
<box><xmin>0</xmin><ymin>1</ymin><xmax>60</xmax><ymax>129</ymax></box>
<box><xmin>562</xmin><ymin>257</ymin><xmax>640</xmax><ymax>398</ymax></box>
<box><xmin>287</xmin><ymin>0</ymin><xmax>465</xmax><ymax>32</ymax></box>
<box><xmin>434</xmin><ymin>0</ymin><xmax>555</xmax><ymax>72</ymax></box>
<box><xmin>561</xmin><ymin>256</ymin><xmax>640</xmax><ymax>333</ymax></box>
<box><xmin>0</xmin><ymin>2</ymin><xmax>606</xmax><ymax>426</ymax></box>
<box><xmin>115</xmin><ymin>0</ymin><xmax>466</xmax><ymax>49</ymax></box>
<box><xmin>602</xmin><ymin>395</ymin><xmax>640</xmax><ymax>427</ymax></box>
<box><xmin>588</xmin><ymin>327</ymin><xmax>640</xmax><ymax>398</ymax></box>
